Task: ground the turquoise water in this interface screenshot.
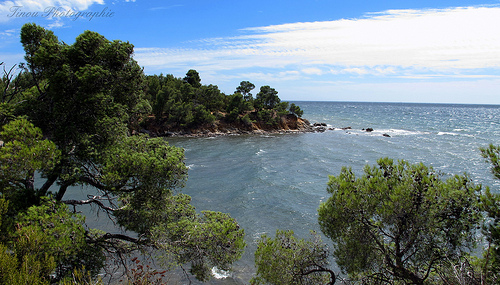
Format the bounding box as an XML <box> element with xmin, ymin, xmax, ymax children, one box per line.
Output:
<box><xmin>166</xmin><ymin>101</ymin><xmax>500</xmax><ymax>283</ymax></box>
<box><xmin>67</xmin><ymin>101</ymin><xmax>500</xmax><ymax>283</ymax></box>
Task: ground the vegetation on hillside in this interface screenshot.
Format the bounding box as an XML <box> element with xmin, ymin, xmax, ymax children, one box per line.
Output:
<box><xmin>253</xmin><ymin>156</ymin><xmax>500</xmax><ymax>285</ymax></box>
<box><xmin>144</xmin><ymin>71</ymin><xmax>304</xmax><ymax>133</ymax></box>
<box><xmin>0</xmin><ymin>23</ymin><xmax>246</xmax><ymax>284</ymax></box>
<box><xmin>2</xmin><ymin>24</ymin><xmax>500</xmax><ymax>285</ymax></box>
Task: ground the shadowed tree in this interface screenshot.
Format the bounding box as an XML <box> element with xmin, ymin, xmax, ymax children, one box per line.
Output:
<box><xmin>183</xmin><ymin>69</ymin><xmax>201</xmax><ymax>88</ymax></box>
<box><xmin>318</xmin><ymin>158</ymin><xmax>483</xmax><ymax>285</ymax></box>
<box><xmin>0</xmin><ymin>23</ymin><xmax>245</xmax><ymax>282</ymax></box>
<box><xmin>252</xmin><ymin>230</ymin><xmax>335</xmax><ymax>285</ymax></box>
<box><xmin>236</xmin><ymin>80</ymin><xmax>255</xmax><ymax>101</ymax></box>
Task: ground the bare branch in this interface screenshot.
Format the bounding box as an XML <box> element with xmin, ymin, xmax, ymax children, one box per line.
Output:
<box><xmin>1</xmin><ymin>62</ymin><xmax>27</xmax><ymax>103</ymax></box>
<box><xmin>100</xmin><ymin>233</ymin><xmax>141</xmax><ymax>244</ymax></box>
<box><xmin>302</xmin><ymin>267</ymin><xmax>336</xmax><ymax>285</ymax></box>
<box><xmin>62</xmin><ymin>195</ymin><xmax>122</xmax><ymax>212</ymax></box>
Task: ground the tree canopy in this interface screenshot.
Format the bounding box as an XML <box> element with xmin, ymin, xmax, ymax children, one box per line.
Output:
<box><xmin>0</xmin><ymin>23</ymin><xmax>245</xmax><ymax>283</ymax></box>
<box><xmin>145</xmin><ymin>74</ymin><xmax>304</xmax><ymax>131</ymax></box>
<box><xmin>480</xmin><ymin>144</ymin><xmax>500</xmax><ymax>276</ymax></box>
<box><xmin>253</xmin><ymin>157</ymin><xmax>499</xmax><ymax>285</ymax></box>
<box><xmin>252</xmin><ymin>230</ymin><xmax>335</xmax><ymax>285</ymax></box>
<box><xmin>318</xmin><ymin>158</ymin><xmax>483</xmax><ymax>284</ymax></box>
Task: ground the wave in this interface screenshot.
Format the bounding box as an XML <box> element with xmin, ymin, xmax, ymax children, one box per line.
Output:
<box><xmin>256</xmin><ymin>149</ymin><xmax>266</xmax><ymax>156</ymax></box>
<box><xmin>212</xmin><ymin>267</ymin><xmax>230</xmax><ymax>279</ymax></box>
<box><xmin>382</xmin><ymin>129</ymin><xmax>426</xmax><ymax>136</ymax></box>
<box><xmin>353</xmin><ymin>128</ymin><xmax>427</xmax><ymax>136</ymax></box>
<box><xmin>437</xmin><ymin>132</ymin><xmax>459</xmax><ymax>136</ymax></box>
<box><xmin>437</xmin><ymin>131</ymin><xmax>474</xmax><ymax>137</ymax></box>
<box><xmin>186</xmin><ymin>164</ymin><xmax>207</xmax><ymax>169</ymax></box>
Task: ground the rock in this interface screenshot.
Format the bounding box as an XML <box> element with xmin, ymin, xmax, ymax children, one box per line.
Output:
<box><xmin>313</xmin><ymin>123</ymin><xmax>327</xmax><ymax>127</ymax></box>
<box><xmin>139</xmin><ymin>129</ymin><xmax>151</xmax><ymax>135</ymax></box>
<box><xmin>383</xmin><ymin>133</ymin><xmax>391</xmax><ymax>137</ymax></box>
<box><xmin>341</xmin><ymin>127</ymin><xmax>352</xmax><ymax>130</ymax></box>
<box><xmin>364</xmin><ymin>128</ymin><xmax>374</xmax><ymax>132</ymax></box>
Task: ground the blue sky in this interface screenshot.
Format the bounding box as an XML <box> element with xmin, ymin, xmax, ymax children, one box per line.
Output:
<box><xmin>1</xmin><ymin>0</ymin><xmax>500</xmax><ymax>104</ymax></box>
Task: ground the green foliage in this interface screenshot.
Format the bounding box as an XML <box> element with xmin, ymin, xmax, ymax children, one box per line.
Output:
<box><xmin>0</xmin><ymin>118</ymin><xmax>60</xmax><ymax>181</ymax></box>
<box><xmin>2</xmin><ymin>24</ymin><xmax>246</xmax><ymax>283</ymax></box>
<box><xmin>0</xmin><ymin>103</ymin><xmax>16</xmax><ymax>126</ymax></box>
<box><xmin>236</xmin><ymin>81</ymin><xmax>255</xmax><ymax>101</ymax></box>
<box><xmin>145</xmin><ymin>74</ymin><xmax>303</xmax><ymax>129</ymax></box>
<box><xmin>0</xmin><ymin>197</ymin><xmax>101</xmax><ymax>285</ymax></box>
<box><xmin>255</xmin><ymin>85</ymin><xmax>280</xmax><ymax>110</ymax></box>
<box><xmin>15</xmin><ymin>198</ymin><xmax>105</xmax><ymax>281</ymax></box>
<box><xmin>0</xmin><ymin>242</ymin><xmax>54</xmax><ymax>285</ymax></box>
<box><xmin>480</xmin><ymin>144</ymin><xmax>500</xmax><ymax>277</ymax></box>
<box><xmin>184</xmin><ymin>69</ymin><xmax>201</xmax><ymax>88</ymax></box>
<box><xmin>251</xmin><ymin>230</ymin><xmax>335</xmax><ymax>285</ymax></box>
<box><xmin>241</xmin><ymin>113</ymin><xmax>254</xmax><ymax>126</ymax></box>
<box><xmin>194</xmin><ymin>104</ymin><xmax>216</xmax><ymax>126</ymax></box>
<box><xmin>115</xmin><ymin>189</ymin><xmax>246</xmax><ymax>281</ymax></box>
<box><xmin>20</xmin><ymin>23</ymin><xmax>146</xmax><ymax>159</ymax></box>
<box><xmin>197</xmin><ymin>84</ymin><xmax>225</xmax><ymax>112</ymax></box>
<box><xmin>0</xmin><ymin>198</ymin><xmax>9</xmax><ymax>243</ymax></box>
<box><xmin>482</xmin><ymin>144</ymin><xmax>500</xmax><ymax>180</ymax></box>
<box><xmin>0</xmin><ymin>118</ymin><xmax>60</xmax><ymax>210</ymax></box>
<box><xmin>60</xmin><ymin>268</ymin><xmax>103</xmax><ymax>285</ymax></box>
<box><xmin>150</xmin><ymin>78</ymin><xmax>217</xmax><ymax>127</ymax></box>
<box><xmin>289</xmin><ymin>103</ymin><xmax>304</xmax><ymax>117</ymax></box>
<box><xmin>275</xmin><ymin>101</ymin><xmax>290</xmax><ymax>117</ymax></box>
<box><xmin>225</xmin><ymin>93</ymin><xmax>253</xmax><ymax>123</ymax></box>
<box><xmin>164</xmin><ymin>210</ymin><xmax>246</xmax><ymax>281</ymax></box>
<box><xmin>256</xmin><ymin>109</ymin><xmax>278</xmax><ymax>125</ymax></box>
<box><xmin>318</xmin><ymin>158</ymin><xmax>483</xmax><ymax>284</ymax></box>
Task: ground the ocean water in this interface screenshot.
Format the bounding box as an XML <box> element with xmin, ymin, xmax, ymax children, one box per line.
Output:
<box><xmin>68</xmin><ymin>101</ymin><xmax>500</xmax><ymax>284</ymax></box>
<box><xmin>165</xmin><ymin>101</ymin><xmax>500</xmax><ymax>284</ymax></box>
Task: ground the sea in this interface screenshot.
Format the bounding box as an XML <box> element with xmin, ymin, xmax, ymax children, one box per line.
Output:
<box><xmin>76</xmin><ymin>101</ymin><xmax>500</xmax><ymax>284</ymax></box>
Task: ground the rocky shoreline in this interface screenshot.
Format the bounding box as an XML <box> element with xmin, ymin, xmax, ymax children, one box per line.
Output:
<box><xmin>138</xmin><ymin>114</ymin><xmax>391</xmax><ymax>138</ymax></box>
<box><xmin>139</xmin><ymin>115</ymin><xmax>323</xmax><ymax>138</ymax></box>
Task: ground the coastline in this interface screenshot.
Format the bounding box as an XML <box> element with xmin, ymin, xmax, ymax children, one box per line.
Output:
<box><xmin>138</xmin><ymin>115</ymin><xmax>329</xmax><ymax>138</ymax></box>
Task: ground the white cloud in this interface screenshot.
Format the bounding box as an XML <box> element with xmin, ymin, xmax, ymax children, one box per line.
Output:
<box><xmin>302</xmin><ymin>67</ymin><xmax>323</xmax><ymax>75</ymax></box>
<box><xmin>0</xmin><ymin>28</ymin><xmax>16</xmax><ymax>36</ymax></box>
<box><xmin>135</xmin><ymin>5</ymin><xmax>500</xmax><ymax>79</ymax></box>
<box><xmin>244</xmin><ymin>6</ymin><xmax>500</xmax><ymax>70</ymax></box>
<box><xmin>273</xmin><ymin>77</ymin><xmax>500</xmax><ymax>104</ymax></box>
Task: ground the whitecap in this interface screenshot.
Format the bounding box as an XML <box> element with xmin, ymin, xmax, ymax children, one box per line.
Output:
<box><xmin>256</xmin><ymin>149</ymin><xmax>266</xmax><ymax>156</ymax></box>
<box><xmin>253</xmin><ymin>232</ymin><xmax>267</xmax><ymax>241</ymax></box>
<box><xmin>437</xmin><ymin>132</ymin><xmax>458</xmax><ymax>136</ymax></box>
<box><xmin>363</xmin><ymin>129</ymin><xmax>424</xmax><ymax>136</ymax></box>
<box><xmin>212</xmin><ymin>267</ymin><xmax>230</xmax><ymax>279</ymax></box>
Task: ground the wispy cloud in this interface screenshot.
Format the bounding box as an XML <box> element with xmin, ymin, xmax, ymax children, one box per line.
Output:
<box><xmin>149</xmin><ymin>5</ymin><xmax>183</xmax><ymax>11</ymax></box>
<box><xmin>0</xmin><ymin>28</ymin><xmax>17</xmax><ymax>36</ymax></box>
<box><xmin>135</xmin><ymin>5</ymin><xmax>500</xmax><ymax>81</ymax></box>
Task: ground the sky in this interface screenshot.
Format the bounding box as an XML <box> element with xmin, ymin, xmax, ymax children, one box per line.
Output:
<box><xmin>1</xmin><ymin>0</ymin><xmax>500</xmax><ymax>104</ymax></box>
